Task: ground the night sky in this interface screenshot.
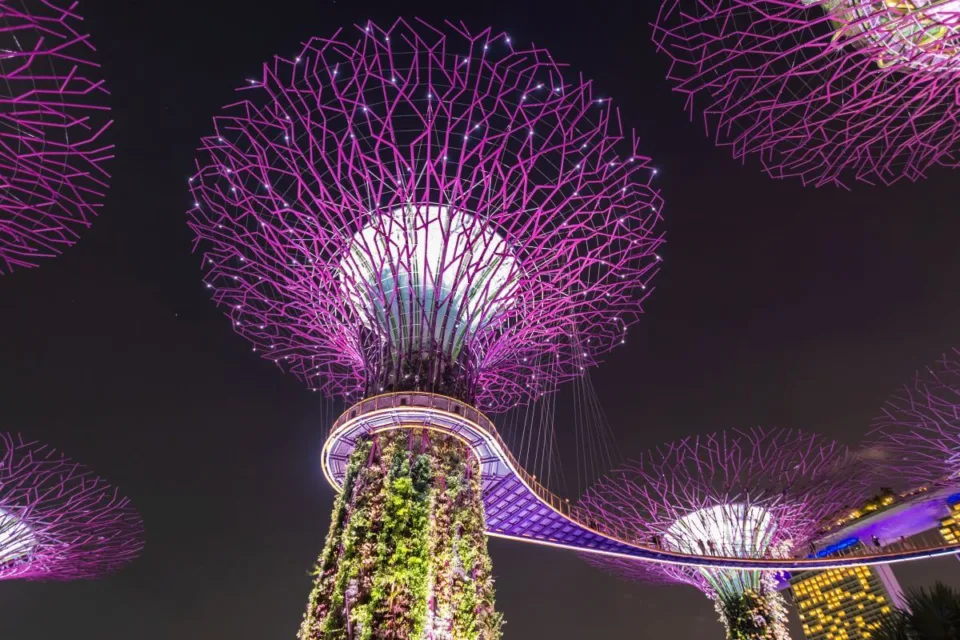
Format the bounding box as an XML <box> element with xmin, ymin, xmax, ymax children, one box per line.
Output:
<box><xmin>2</xmin><ymin>0</ymin><xmax>960</xmax><ymax>638</ymax></box>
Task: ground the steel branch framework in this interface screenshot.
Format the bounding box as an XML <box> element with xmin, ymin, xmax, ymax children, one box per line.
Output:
<box><xmin>0</xmin><ymin>0</ymin><xmax>113</xmax><ymax>274</ymax></box>
<box><xmin>870</xmin><ymin>348</ymin><xmax>960</xmax><ymax>486</ymax></box>
<box><xmin>652</xmin><ymin>0</ymin><xmax>960</xmax><ymax>187</ymax></box>
<box><xmin>188</xmin><ymin>18</ymin><xmax>664</xmax><ymax>412</ymax></box>
<box><xmin>579</xmin><ymin>428</ymin><xmax>869</xmax><ymax>593</ymax></box>
<box><xmin>0</xmin><ymin>433</ymin><xmax>143</xmax><ymax>581</ymax></box>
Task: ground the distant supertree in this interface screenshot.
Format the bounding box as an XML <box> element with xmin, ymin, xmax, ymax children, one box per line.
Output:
<box><xmin>652</xmin><ymin>0</ymin><xmax>960</xmax><ymax>187</ymax></box>
<box><xmin>869</xmin><ymin>349</ymin><xmax>960</xmax><ymax>486</ymax></box>
<box><xmin>0</xmin><ymin>0</ymin><xmax>113</xmax><ymax>275</ymax></box>
<box><xmin>188</xmin><ymin>18</ymin><xmax>663</xmax><ymax>639</ymax></box>
<box><xmin>580</xmin><ymin>428</ymin><xmax>869</xmax><ymax>640</ymax></box>
<box><xmin>0</xmin><ymin>433</ymin><xmax>143</xmax><ymax>581</ymax></box>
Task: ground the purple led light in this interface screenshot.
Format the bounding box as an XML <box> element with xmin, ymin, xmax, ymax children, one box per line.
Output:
<box><xmin>187</xmin><ymin>19</ymin><xmax>664</xmax><ymax>411</ymax></box>
<box><xmin>870</xmin><ymin>348</ymin><xmax>960</xmax><ymax>486</ymax></box>
<box><xmin>579</xmin><ymin>428</ymin><xmax>869</xmax><ymax>589</ymax></box>
<box><xmin>0</xmin><ymin>433</ymin><xmax>143</xmax><ymax>581</ymax></box>
<box><xmin>653</xmin><ymin>0</ymin><xmax>960</xmax><ymax>187</ymax></box>
<box><xmin>0</xmin><ymin>0</ymin><xmax>113</xmax><ymax>274</ymax></box>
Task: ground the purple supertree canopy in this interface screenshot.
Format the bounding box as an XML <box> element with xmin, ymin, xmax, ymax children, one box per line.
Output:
<box><xmin>652</xmin><ymin>0</ymin><xmax>960</xmax><ymax>187</ymax></box>
<box><xmin>579</xmin><ymin>428</ymin><xmax>868</xmax><ymax>593</ymax></box>
<box><xmin>0</xmin><ymin>0</ymin><xmax>113</xmax><ymax>274</ymax></box>
<box><xmin>187</xmin><ymin>19</ymin><xmax>664</xmax><ymax>411</ymax></box>
<box><xmin>869</xmin><ymin>349</ymin><xmax>960</xmax><ymax>486</ymax></box>
<box><xmin>0</xmin><ymin>433</ymin><xmax>143</xmax><ymax>581</ymax></box>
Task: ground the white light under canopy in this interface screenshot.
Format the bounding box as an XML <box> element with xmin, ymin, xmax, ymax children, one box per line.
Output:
<box><xmin>665</xmin><ymin>503</ymin><xmax>777</xmax><ymax>559</ymax></box>
<box><xmin>0</xmin><ymin>507</ymin><xmax>37</xmax><ymax>565</ymax></box>
<box><xmin>339</xmin><ymin>205</ymin><xmax>521</xmax><ymax>359</ymax></box>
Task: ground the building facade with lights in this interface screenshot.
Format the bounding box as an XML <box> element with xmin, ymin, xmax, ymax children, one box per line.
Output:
<box><xmin>790</xmin><ymin>542</ymin><xmax>903</xmax><ymax>640</ymax></box>
<box><xmin>938</xmin><ymin>498</ymin><xmax>960</xmax><ymax>545</ymax></box>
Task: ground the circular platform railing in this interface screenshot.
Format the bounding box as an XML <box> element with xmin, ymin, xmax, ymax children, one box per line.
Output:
<box><xmin>321</xmin><ymin>392</ymin><xmax>960</xmax><ymax>571</ymax></box>
<box><xmin>324</xmin><ymin>392</ymin><xmax>571</xmax><ymax>513</ymax></box>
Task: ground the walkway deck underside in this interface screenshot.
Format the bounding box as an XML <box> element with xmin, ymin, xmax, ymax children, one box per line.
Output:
<box><xmin>322</xmin><ymin>393</ymin><xmax>960</xmax><ymax>572</ymax></box>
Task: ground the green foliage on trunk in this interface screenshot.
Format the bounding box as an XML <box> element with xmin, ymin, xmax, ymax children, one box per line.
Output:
<box><xmin>715</xmin><ymin>583</ymin><xmax>788</xmax><ymax>640</ymax></box>
<box><xmin>300</xmin><ymin>429</ymin><xmax>501</xmax><ymax>640</ymax></box>
<box><xmin>719</xmin><ymin>591</ymin><xmax>770</xmax><ymax>640</ymax></box>
<box><xmin>358</xmin><ymin>438</ymin><xmax>432</xmax><ymax>638</ymax></box>
<box><xmin>300</xmin><ymin>439</ymin><xmax>372</xmax><ymax>640</ymax></box>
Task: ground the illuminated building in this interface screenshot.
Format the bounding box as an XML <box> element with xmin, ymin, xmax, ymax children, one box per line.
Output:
<box><xmin>938</xmin><ymin>498</ymin><xmax>960</xmax><ymax>545</ymax></box>
<box><xmin>790</xmin><ymin>542</ymin><xmax>903</xmax><ymax>640</ymax></box>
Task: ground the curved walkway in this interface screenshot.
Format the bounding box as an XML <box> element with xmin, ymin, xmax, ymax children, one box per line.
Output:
<box><xmin>321</xmin><ymin>392</ymin><xmax>960</xmax><ymax>571</ymax></box>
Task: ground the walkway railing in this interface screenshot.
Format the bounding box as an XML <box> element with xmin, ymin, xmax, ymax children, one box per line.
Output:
<box><xmin>326</xmin><ymin>392</ymin><xmax>960</xmax><ymax>571</ymax></box>
<box><xmin>331</xmin><ymin>392</ymin><xmax>575</xmax><ymax>517</ymax></box>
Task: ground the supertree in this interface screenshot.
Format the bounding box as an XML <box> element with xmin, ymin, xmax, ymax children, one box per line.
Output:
<box><xmin>187</xmin><ymin>18</ymin><xmax>663</xmax><ymax>639</ymax></box>
<box><xmin>0</xmin><ymin>0</ymin><xmax>113</xmax><ymax>275</ymax></box>
<box><xmin>579</xmin><ymin>428</ymin><xmax>869</xmax><ymax>640</ymax></box>
<box><xmin>652</xmin><ymin>0</ymin><xmax>960</xmax><ymax>187</ymax></box>
<box><xmin>0</xmin><ymin>432</ymin><xmax>143</xmax><ymax>581</ymax></box>
<box><xmin>869</xmin><ymin>348</ymin><xmax>960</xmax><ymax>486</ymax></box>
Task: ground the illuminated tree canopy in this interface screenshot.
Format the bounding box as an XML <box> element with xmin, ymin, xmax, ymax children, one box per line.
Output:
<box><xmin>580</xmin><ymin>428</ymin><xmax>869</xmax><ymax>639</ymax></box>
<box><xmin>0</xmin><ymin>0</ymin><xmax>113</xmax><ymax>274</ymax></box>
<box><xmin>0</xmin><ymin>433</ymin><xmax>143</xmax><ymax>581</ymax></box>
<box><xmin>870</xmin><ymin>348</ymin><xmax>960</xmax><ymax>486</ymax></box>
<box><xmin>652</xmin><ymin>0</ymin><xmax>960</xmax><ymax>187</ymax></box>
<box><xmin>188</xmin><ymin>18</ymin><xmax>664</xmax><ymax>411</ymax></box>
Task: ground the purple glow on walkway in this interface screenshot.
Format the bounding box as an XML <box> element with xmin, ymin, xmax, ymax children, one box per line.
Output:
<box><xmin>819</xmin><ymin>486</ymin><xmax>958</xmax><ymax>549</ymax></box>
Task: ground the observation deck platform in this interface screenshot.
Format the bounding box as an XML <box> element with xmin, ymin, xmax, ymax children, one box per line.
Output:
<box><xmin>321</xmin><ymin>392</ymin><xmax>960</xmax><ymax>571</ymax></box>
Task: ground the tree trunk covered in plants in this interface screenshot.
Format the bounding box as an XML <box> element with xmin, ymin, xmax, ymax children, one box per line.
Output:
<box><xmin>715</xmin><ymin>582</ymin><xmax>790</xmax><ymax>640</ymax></box>
<box><xmin>300</xmin><ymin>430</ymin><xmax>502</xmax><ymax>640</ymax></box>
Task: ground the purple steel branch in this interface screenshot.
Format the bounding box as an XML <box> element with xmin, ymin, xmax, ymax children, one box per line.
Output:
<box><xmin>870</xmin><ymin>348</ymin><xmax>960</xmax><ymax>486</ymax></box>
<box><xmin>0</xmin><ymin>432</ymin><xmax>143</xmax><ymax>581</ymax></box>
<box><xmin>0</xmin><ymin>0</ymin><xmax>113</xmax><ymax>274</ymax></box>
<box><xmin>579</xmin><ymin>428</ymin><xmax>869</xmax><ymax>589</ymax></box>
<box><xmin>653</xmin><ymin>0</ymin><xmax>960</xmax><ymax>187</ymax></box>
<box><xmin>188</xmin><ymin>18</ymin><xmax>664</xmax><ymax>412</ymax></box>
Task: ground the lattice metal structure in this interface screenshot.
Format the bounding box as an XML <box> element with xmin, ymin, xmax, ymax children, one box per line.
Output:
<box><xmin>188</xmin><ymin>18</ymin><xmax>664</xmax><ymax>413</ymax></box>
<box><xmin>580</xmin><ymin>428</ymin><xmax>869</xmax><ymax>640</ymax></box>
<box><xmin>0</xmin><ymin>0</ymin><xmax>113</xmax><ymax>274</ymax></box>
<box><xmin>0</xmin><ymin>433</ymin><xmax>143</xmax><ymax>581</ymax></box>
<box><xmin>652</xmin><ymin>0</ymin><xmax>960</xmax><ymax>187</ymax></box>
<box><xmin>187</xmin><ymin>18</ymin><xmax>663</xmax><ymax>639</ymax></box>
<box><xmin>870</xmin><ymin>348</ymin><xmax>960</xmax><ymax>486</ymax></box>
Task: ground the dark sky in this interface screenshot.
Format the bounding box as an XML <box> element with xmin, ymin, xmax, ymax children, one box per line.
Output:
<box><xmin>2</xmin><ymin>0</ymin><xmax>960</xmax><ymax>638</ymax></box>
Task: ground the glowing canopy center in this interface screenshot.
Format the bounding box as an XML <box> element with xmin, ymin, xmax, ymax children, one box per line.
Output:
<box><xmin>339</xmin><ymin>205</ymin><xmax>521</xmax><ymax>361</ymax></box>
<box><xmin>818</xmin><ymin>0</ymin><xmax>960</xmax><ymax>70</ymax></box>
<box><xmin>664</xmin><ymin>504</ymin><xmax>776</xmax><ymax>558</ymax></box>
<box><xmin>0</xmin><ymin>507</ymin><xmax>36</xmax><ymax>565</ymax></box>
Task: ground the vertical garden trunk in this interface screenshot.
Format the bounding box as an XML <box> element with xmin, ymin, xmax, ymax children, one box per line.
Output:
<box><xmin>300</xmin><ymin>430</ymin><xmax>502</xmax><ymax>640</ymax></box>
<box><xmin>715</xmin><ymin>581</ymin><xmax>790</xmax><ymax>640</ymax></box>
